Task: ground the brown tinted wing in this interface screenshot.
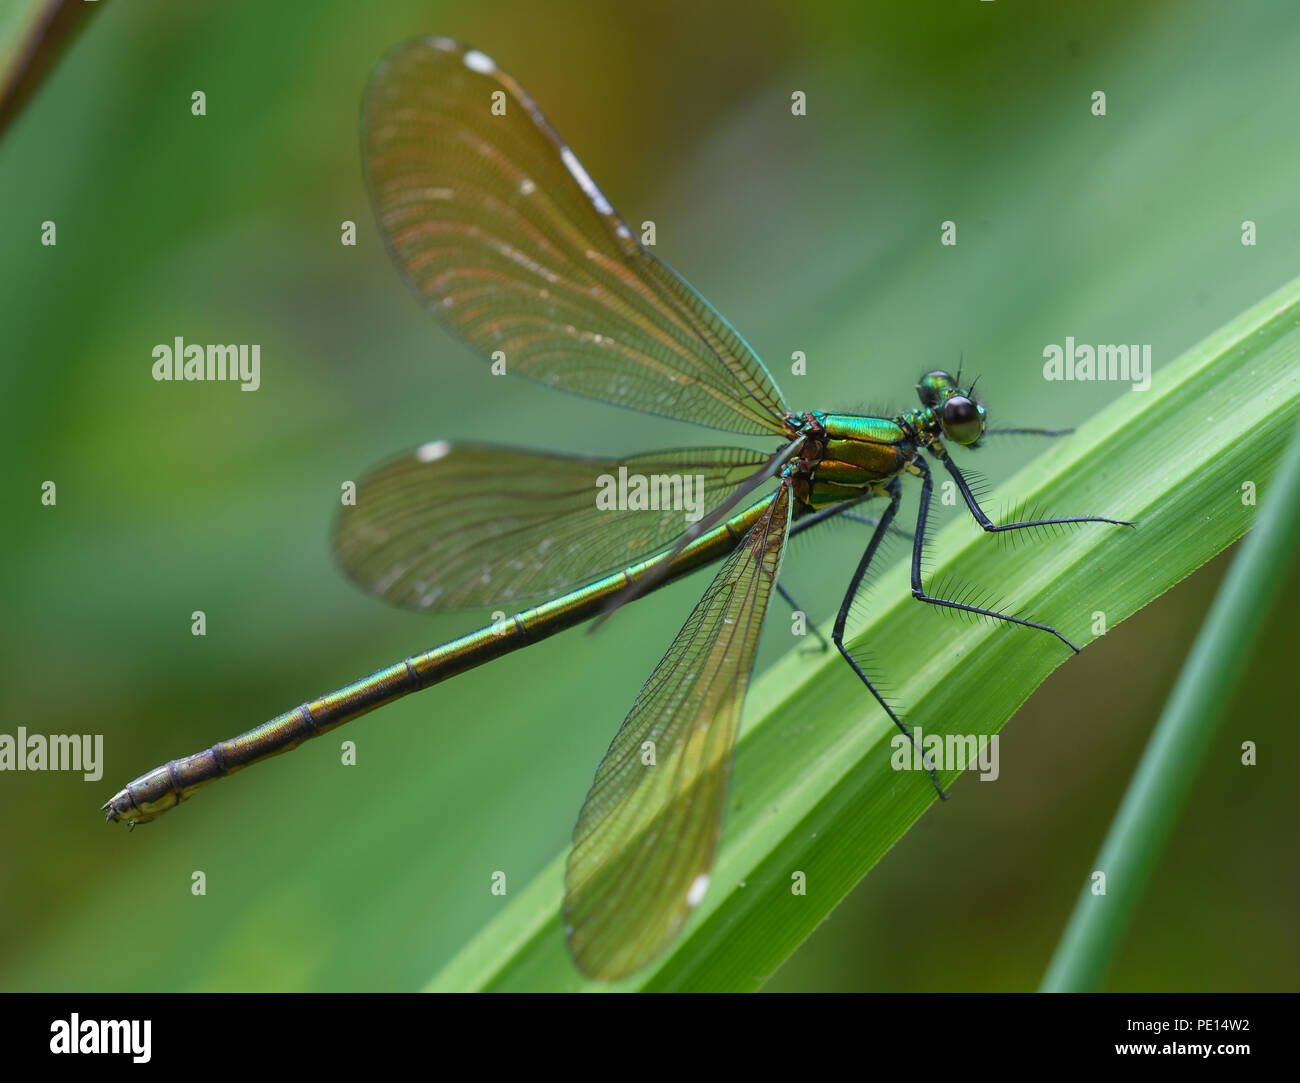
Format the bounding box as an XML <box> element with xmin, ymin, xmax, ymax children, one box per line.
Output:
<box><xmin>363</xmin><ymin>37</ymin><xmax>789</xmax><ymax>436</ymax></box>
<box><xmin>334</xmin><ymin>441</ymin><xmax>770</xmax><ymax>610</ymax></box>
<box><xmin>563</xmin><ymin>483</ymin><xmax>792</xmax><ymax>979</ymax></box>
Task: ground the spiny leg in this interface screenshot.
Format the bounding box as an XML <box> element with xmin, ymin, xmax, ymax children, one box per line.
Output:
<box><xmin>783</xmin><ymin>498</ymin><xmax>876</xmax><ymax>653</ymax></box>
<box><xmin>789</xmin><ymin>494</ymin><xmax>868</xmax><ymax>538</ymax></box>
<box><xmin>909</xmin><ymin>456</ymin><xmax>1082</xmax><ymax>652</ymax></box>
<box><xmin>983</xmin><ymin>426</ymin><xmax>1073</xmax><ymax>438</ymax></box>
<box><xmin>844</xmin><ymin>511</ymin><xmax>913</xmax><ymax>541</ymax></box>
<box><xmin>788</xmin><ymin>496</ymin><xmax>913</xmax><ymax>544</ymax></box>
<box><xmin>932</xmin><ymin>445</ymin><xmax>1134</xmax><ymax>533</ymax></box>
<box><xmin>780</xmin><ymin>503</ymin><xmax>912</xmax><ymax>653</ymax></box>
<box><xmin>830</xmin><ymin>479</ymin><xmax>945</xmax><ymax>799</ymax></box>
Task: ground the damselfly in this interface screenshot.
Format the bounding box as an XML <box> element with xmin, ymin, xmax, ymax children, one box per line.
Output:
<box><xmin>103</xmin><ymin>37</ymin><xmax>1131</xmax><ymax>980</ymax></box>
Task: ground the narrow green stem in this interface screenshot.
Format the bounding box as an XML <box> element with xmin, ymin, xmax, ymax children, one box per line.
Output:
<box><xmin>1041</xmin><ymin>413</ymin><xmax>1300</xmax><ymax>992</ymax></box>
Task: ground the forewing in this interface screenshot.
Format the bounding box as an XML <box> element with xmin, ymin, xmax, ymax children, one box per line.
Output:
<box><xmin>334</xmin><ymin>441</ymin><xmax>770</xmax><ymax>610</ymax></box>
<box><xmin>363</xmin><ymin>37</ymin><xmax>789</xmax><ymax>436</ymax></box>
<box><xmin>563</xmin><ymin>483</ymin><xmax>792</xmax><ymax>979</ymax></box>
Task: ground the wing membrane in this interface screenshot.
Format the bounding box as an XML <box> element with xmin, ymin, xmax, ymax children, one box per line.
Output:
<box><xmin>334</xmin><ymin>441</ymin><xmax>770</xmax><ymax>610</ymax></box>
<box><xmin>362</xmin><ymin>37</ymin><xmax>789</xmax><ymax>436</ymax></box>
<box><xmin>563</xmin><ymin>483</ymin><xmax>792</xmax><ymax>979</ymax></box>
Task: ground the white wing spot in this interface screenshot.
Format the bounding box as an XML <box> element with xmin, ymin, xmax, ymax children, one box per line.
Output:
<box><xmin>686</xmin><ymin>874</ymin><xmax>710</xmax><ymax>908</ymax></box>
<box><xmin>416</xmin><ymin>440</ymin><xmax>452</xmax><ymax>463</ymax></box>
<box><xmin>519</xmin><ymin>177</ymin><xmax>536</xmax><ymax>196</ymax></box>
<box><xmin>560</xmin><ymin>146</ymin><xmax>613</xmax><ymax>215</ymax></box>
<box><xmin>463</xmin><ymin>50</ymin><xmax>496</xmax><ymax>74</ymax></box>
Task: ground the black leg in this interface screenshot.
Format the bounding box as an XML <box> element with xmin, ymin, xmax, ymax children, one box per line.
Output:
<box><xmin>830</xmin><ymin>480</ymin><xmax>946</xmax><ymax>799</ymax></box>
<box><xmin>934</xmin><ymin>446</ymin><xmax>1134</xmax><ymax>533</ymax></box>
<box><xmin>909</xmin><ymin>456</ymin><xmax>1083</xmax><ymax>652</ymax></box>
<box><xmin>983</xmin><ymin>426</ymin><xmax>1073</xmax><ymax>438</ymax></box>
<box><xmin>844</xmin><ymin>511</ymin><xmax>913</xmax><ymax>542</ymax></box>
<box><xmin>776</xmin><ymin>583</ymin><xmax>829</xmax><ymax>653</ymax></box>
<box><xmin>782</xmin><ymin>499</ymin><xmax>910</xmax><ymax>654</ymax></box>
<box><xmin>788</xmin><ymin>497</ymin><xmax>912</xmax><ymax>544</ymax></box>
<box><xmin>789</xmin><ymin>494</ymin><xmax>871</xmax><ymax>539</ymax></box>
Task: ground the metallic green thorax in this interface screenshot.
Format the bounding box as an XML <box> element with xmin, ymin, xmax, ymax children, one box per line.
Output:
<box><xmin>784</xmin><ymin>370</ymin><xmax>988</xmax><ymax>510</ymax></box>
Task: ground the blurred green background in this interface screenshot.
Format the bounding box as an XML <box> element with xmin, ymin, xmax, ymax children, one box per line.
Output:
<box><xmin>2</xmin><ymin>0</ymin><xmax>1297</xmax><ymax>992</ymax></box>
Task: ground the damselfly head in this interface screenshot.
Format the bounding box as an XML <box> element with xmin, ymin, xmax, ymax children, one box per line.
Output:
<box><xmin>915</xmin><ymin>370</ymin><xmax>987</xmax><ymax>446</ymax></box>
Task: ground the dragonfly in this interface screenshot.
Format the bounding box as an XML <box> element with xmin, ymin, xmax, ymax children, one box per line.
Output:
<box><xmin>102</xmin><ymin>37</ymin><xmax>1131</xmax><ymax>981</ymax></box>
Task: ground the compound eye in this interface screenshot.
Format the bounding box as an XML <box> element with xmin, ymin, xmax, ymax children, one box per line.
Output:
<box><xmin>941</xmin><ymin>395</ymin><xmax>983</xmax><ymax>444</ymax></box>
<box><xmin>916</xmin><ymin>370</ymin><xmax>956</xmax><ymax>407</ymax></box>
